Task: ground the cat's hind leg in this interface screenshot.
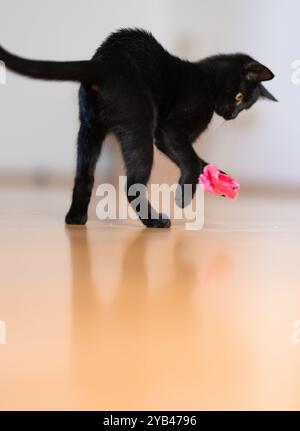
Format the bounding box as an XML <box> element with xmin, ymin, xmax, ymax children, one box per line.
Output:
<box><xmin>65</xmin><ymin>86</ymin><xmax>105</xmax><ymax>225</ymax></box>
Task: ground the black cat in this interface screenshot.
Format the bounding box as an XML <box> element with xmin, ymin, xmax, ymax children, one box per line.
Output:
<box><xmin>0</xmin><ymin>28</ymin><xmax>276</xmax><ymax>228</ymax></box>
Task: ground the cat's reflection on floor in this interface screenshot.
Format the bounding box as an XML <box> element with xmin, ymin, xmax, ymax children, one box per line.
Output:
<box><xmin>65</xmin><ymin>226</ymin><xmax>240</xmax><ymax>409</ymax></box>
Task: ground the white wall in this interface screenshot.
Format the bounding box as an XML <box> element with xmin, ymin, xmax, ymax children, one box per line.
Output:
<box><xmin>0</xmin><ymin>0</ymin><xmax>298</xmax><ymax>185</ymax></box>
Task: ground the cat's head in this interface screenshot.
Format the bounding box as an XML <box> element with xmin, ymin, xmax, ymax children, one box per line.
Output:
<box><xmin>209</xmin><ymin>54</ymin><xmax>276</xmax><ymax>120</ymax></box>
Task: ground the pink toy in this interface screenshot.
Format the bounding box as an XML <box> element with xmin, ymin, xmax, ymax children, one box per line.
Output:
<box><xmin>199</xmin><ymin>165</ymin><xmax>240</xmax><ymax>200</ymax></box>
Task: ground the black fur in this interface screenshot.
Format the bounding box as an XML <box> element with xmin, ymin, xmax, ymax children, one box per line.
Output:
<box><xmin>0</xmin><ymin>28</ymin><xmax>276</xmax><ymax>228</ymax></box>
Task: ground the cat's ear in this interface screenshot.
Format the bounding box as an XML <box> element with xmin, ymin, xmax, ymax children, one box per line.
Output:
<box><xmin>259</xmin><ymin>84</ymin><xmax>278</xmax><ymax>102</ymax></box>
<box><xmin>245</xmin><ymin>61</ymin><xmax>275</xmax><ymax>82</ymax></box>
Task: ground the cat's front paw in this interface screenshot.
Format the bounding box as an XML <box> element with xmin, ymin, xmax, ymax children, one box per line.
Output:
<box><xmin>142</xmin><ymin>213</ymin><xmax>171</xmax><ymax>228</ymax></box>
<box><xmin>65</xmin><ymin>211</ymin><xmax>88</xmax><ymax>225</ymax></box>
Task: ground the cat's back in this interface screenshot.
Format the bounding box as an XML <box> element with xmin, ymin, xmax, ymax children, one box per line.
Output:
<box><xmin>92</xmin><ymin>28</ymin><xmax>174</xmax><ymax>101</ymax></box>
<box><xmin>94</xmin><ymin>28</ymin><xmax>166</xmax><ymax>62</ymax></box>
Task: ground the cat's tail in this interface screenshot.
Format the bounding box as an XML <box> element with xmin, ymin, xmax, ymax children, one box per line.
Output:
<box><xmin>0</xmin><ymin>45</ymin><xmax>99</xmax><ymax>83</ymax></box>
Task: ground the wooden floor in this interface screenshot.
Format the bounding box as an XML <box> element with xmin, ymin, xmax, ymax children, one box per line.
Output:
<box><xmin>1</xmin><ymin>185</ymin><xmax>300</xmax><ymax>410</ymax></box>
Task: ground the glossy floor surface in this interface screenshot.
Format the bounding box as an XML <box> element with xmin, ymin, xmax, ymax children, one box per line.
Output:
<box><xmin>1</xmin><ymin>185</ymin><xmax>300</xmax><ymax>410</ymax></box>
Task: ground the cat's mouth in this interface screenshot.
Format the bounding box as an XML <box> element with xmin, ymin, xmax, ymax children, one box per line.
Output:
<box><xmin>216</xmin><ymin>108</ymin><xmax>239</xmax><ymax>121</ymax></box>
<box><xmin>223</xmin><ymin>112</ymin><xmax>238</xmax><ymax>121</ymax></box>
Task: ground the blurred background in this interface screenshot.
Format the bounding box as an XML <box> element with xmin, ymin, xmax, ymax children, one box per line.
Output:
<box><xmin>0</xmin><ymin>0</ymin><xmax>296</xmax><ymax>191</ymax></box>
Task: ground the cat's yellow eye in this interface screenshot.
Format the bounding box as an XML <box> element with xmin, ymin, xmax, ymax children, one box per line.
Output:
<box><xmin>235</xmin><ymin>92</ymin><xmax>244</xmax><ymax>102</ymax></box>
